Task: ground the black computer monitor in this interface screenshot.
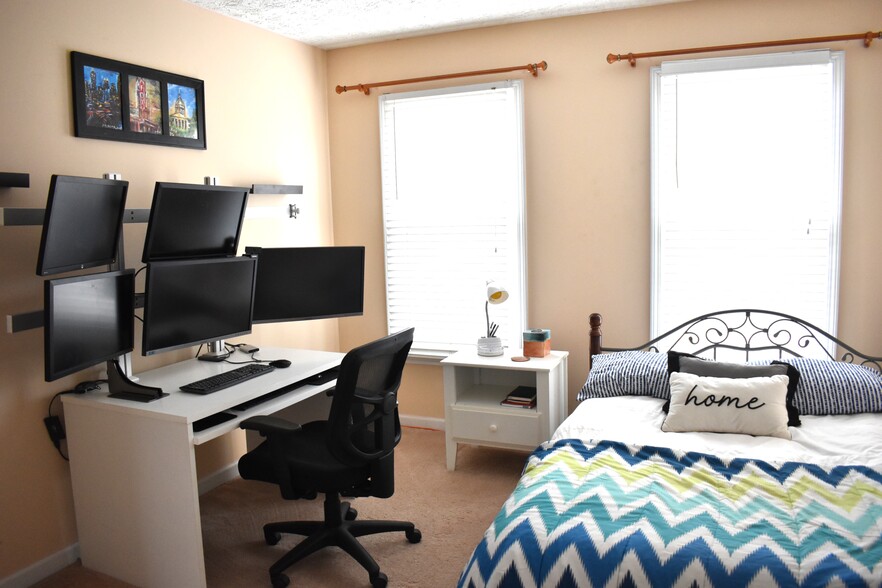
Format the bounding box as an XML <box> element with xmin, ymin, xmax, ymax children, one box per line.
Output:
<box><xmin>141</xmin><ymin>182</ymin><xmax>250</xmax><ymax>262</ymax></box>
<box><xmin>44</xmin><ymin>269</ymin><xmax>135</xmax><ymax>381</ymax></box>
<box><xmin>246</xmin><ymin>246</ymin><xmax>365</xmax><ymax>324</ymax></box>
<box><xmin>36</xmin><ymin>175</ymin><xmax>128</xmax><ymax>276</ymax></box>
<box><xmin>141</xmin><ymin>256</ymin><xmax>257</xmax><ymax>356</ymax></box>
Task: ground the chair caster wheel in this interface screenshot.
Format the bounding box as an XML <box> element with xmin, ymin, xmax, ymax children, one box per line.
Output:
<box><xmin>371</xmin><ymin>571</ymin><xmax>388</xmax><ymax>588</ymax></box>
<box><xmin>264</xmin><ymin>530</ymin><xmax>282</xmax><ymax>546</ymax></box>
<box><xmin>345</xmin><ymin>507</ymin><xmax>358</xmax><ymax>521</ymax></box>
<box><xmin>406</xmin><ymin>528</ymin><xmax>422</xmax><ymax>543</ymax></box>
<box><xmin>271</xmin><ymin>573</ymin><xmax>290</xmax><ymax>587</ymax></box>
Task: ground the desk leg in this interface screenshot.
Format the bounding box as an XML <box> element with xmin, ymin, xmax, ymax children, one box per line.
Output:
<box><xmin>65</xmin><ymin>403</ymin><xmax>207</xmax><ymax>588</ymax></box>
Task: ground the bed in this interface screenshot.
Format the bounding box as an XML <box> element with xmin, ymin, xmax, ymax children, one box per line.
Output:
<box><xmin>457</xmin><ymin>309</ymin><xmax>882</xmax><ymax>587</ymax></box>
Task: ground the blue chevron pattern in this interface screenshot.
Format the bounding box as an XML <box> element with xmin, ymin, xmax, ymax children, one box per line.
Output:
<box><xmin>458</xmin><ymin>439</ymin><xmax>882</xmax><ymax>587</ymax></box>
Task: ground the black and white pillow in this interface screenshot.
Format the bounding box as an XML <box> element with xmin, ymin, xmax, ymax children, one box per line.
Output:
<box><xmin>666</xmin><ymin>352</ymin><xmax>801</xmax><ymax>426</ymax></box>
<box><xmin>662</xmin><ymin>372</ymin><xmax>791</xmax><ymax>439</ymax></box>
<box><xmin>578</xmin><ymin>351</ymin><xmax>668</xmax><ymax>401</ymax></box>
<box><xmin>781</xmin><ymin>358</ymin><xmax>882</xmax><ymax>415</ymax></box>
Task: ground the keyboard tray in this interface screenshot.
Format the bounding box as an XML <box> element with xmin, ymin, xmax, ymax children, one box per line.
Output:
<box><xmin>192</xmin><ymin>411</ymin><xmax>237</xmax><ymax>432</ymax></box>
<box><xmin>230</xmin><ymin>367</ymin><xmax>340</xmax><ymax>412</ymax></box>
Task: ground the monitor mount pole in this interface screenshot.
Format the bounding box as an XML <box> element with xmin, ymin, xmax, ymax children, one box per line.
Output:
<box><xmin>198</xmin><ymin>339</ymin><xmax>228</xmax><ymax>362</ymax></box>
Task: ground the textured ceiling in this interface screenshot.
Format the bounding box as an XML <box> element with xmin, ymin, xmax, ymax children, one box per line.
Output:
<box><xmin>184</xmin><ymin>0</ymin><xmax>692</xmax><ymax>49</ymax></box>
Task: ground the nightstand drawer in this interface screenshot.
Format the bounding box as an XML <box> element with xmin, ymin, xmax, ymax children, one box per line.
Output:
<box><xmin>449</xmin><ymin>406</ymin><xmax>539</xmax><ymax>446</ymax></box>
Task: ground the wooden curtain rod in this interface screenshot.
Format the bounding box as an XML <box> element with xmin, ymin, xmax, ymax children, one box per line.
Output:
<box><xmin>608</xmin><ymin>30</ymin><xmax>882</xmax><ymax>66</ymax></box>
<box><xmin>336</xmin><ymin>61</ymin><xmax>547</xmax><ymax>95</ymax></box>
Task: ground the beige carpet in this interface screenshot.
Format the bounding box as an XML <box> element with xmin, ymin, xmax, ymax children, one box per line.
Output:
<box><xmin>34</xmin><ymin>427</ymin><xmax>527</xmax><ymax>587</ymax></box>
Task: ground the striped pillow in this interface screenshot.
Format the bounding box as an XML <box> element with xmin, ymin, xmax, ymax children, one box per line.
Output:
<box><xmin>783</xmin><ymin>358</ymin><xmax>882</xmax><ymax>415</ymax></box>
<box><xmin>579</xmin><ymin>351</ymin><xmax>668</xmax><ymax>401</ymax></box>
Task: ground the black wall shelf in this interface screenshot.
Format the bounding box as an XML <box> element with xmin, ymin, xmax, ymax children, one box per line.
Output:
<box><xmin>251</xmin><ymin>184</ymin><xmax>303</xmax><ymax>195</ymax></box>
<box><xmin>0</xmin><ymin>173</ymin><xmax>30</xmax><ymax>188</ymax></box>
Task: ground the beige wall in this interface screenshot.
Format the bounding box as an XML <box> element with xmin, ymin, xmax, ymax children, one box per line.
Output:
<box><xmin>328</xmin><ymin>0</ymin><xmax>882</xmax><ymax>417</ymax></box>
<box><xmin>0</xmin><ymin>0</ymin><xmax>336</xmax><ymax>579</ymax></box>
<box><xmin>3</xmin><ymin>0</ymin><xmax>882</xmax><ymax>581</ymax></box>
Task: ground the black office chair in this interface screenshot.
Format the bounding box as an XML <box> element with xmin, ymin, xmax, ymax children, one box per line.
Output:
<box><xmin>238</xmin><ymin>328</ymin><xmax>420</xmax><ymax>588</ymax></box>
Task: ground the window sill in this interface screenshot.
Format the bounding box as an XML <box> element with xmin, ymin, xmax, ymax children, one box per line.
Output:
<box><xmin>406</xmin><ymin>347</ymin><xmax>455</xmax><ymax>365</ymax></box>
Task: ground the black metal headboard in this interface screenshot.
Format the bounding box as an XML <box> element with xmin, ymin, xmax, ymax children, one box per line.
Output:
<box><xmin>588</xmin><ymin>309</ymin><xmax>881</xmax><ymax>372</ymax></box>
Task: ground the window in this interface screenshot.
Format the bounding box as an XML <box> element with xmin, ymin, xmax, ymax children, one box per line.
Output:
<box><xmin>379</xmin><ymin>82</ymin><xmax>527</xmax><ymax>355</ymax></box>
<box><xmin>651</xmin><ymin>51</ymin><xmax>844</xmax><ymax>345</ymax></box>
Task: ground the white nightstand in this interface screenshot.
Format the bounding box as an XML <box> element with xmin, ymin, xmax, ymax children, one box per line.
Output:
<box><xmin>441</xmin><ymin>349</ymin><xmax>569</xmax><ymax>471</ymax></box>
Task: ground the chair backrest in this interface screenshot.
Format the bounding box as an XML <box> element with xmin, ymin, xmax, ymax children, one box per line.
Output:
<box><xmin>326</xmin><ymin>328</ymin><xmax>414</xmax><ymax>479</ymax></box>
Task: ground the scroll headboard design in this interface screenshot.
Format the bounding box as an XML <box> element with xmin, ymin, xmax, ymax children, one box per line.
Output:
<box><xmin>589</xmin><ymin>309</ymin><xmax>881</xmax><ymax>372</ymax></box>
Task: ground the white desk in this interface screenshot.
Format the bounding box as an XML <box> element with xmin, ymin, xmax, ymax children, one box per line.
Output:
<box><xmin>61</xmin><ymin>347</ymin><xmax>344</xmax><ymax>588</ymax></box>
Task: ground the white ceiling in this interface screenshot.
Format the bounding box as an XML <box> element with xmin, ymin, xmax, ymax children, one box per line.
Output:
<box><xmin>184</xmin><ymin>0</ymin><xmax>692</xmax><ymax>49</ymax></box>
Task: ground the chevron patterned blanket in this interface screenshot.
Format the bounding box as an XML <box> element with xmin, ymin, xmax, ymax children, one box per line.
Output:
<box><xmin>458</xmin><ymin>439</ymin><xmax>882</xmax><ymax>587</ymax></box>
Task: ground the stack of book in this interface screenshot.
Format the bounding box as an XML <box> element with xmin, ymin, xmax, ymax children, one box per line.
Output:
<box><xmin>500</xmin><ymin>386</ymin><xmax>537</xmax><ymax>409</ymax></box>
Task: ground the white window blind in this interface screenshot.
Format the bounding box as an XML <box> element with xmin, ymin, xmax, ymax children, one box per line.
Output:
<box><xmin>650</xmin><ymin>51</ymin><xmax>844</xmax><ymax>346</ymax></box>
<box><xmin>379</xmin><ymin>82</ymin><xmax>527</xmax><ymax>353</ymax></box>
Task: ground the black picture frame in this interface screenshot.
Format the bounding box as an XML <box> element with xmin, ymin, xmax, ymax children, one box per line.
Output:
<box><xmin>70</xmin><ymin>51</ymin><xmax>206</xmax><ymax>150</ymax></box>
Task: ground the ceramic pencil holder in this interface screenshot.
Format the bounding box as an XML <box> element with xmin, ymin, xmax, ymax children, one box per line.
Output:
<box><xmin>477</xmin><ymin>336</ymin><xmax>503</xmax><ymax>357</ymax></box>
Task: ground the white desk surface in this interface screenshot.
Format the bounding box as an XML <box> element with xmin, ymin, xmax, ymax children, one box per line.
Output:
<box><xmin>62</xmin><ymin>346</ymin><xmax>344</xmax><ymax>444</ymax></box>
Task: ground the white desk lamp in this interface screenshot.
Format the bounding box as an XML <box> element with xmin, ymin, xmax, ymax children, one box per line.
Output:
<box><xmin>477</xmin><ymin>283</ymin><xmax>508</xmax><ymax>356</ymax></box>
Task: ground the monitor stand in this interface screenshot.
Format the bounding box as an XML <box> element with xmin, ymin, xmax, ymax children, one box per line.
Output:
<box><xmin>198</xmin><ymin>339</ymin><xmax>227</xmax><ymax>362</ymax></box>
<box><xmin>106</xmin><ymin>359</ymin><xmax>167</xmax><ymax>402</ymax></box>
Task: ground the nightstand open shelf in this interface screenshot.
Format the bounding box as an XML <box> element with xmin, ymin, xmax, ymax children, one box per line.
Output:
<box><xmin>441</xmin><ymin>349</ymin><xmax>568</xmax><ymax>470</ymax></box>
<box><xmin>455</xmin><ymin>383</ymin><xmax>525</xmax><ymax>408</ymax></box>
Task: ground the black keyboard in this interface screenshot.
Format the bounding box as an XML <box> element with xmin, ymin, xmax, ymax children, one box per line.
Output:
<box><xmin>180</xmin><ymin>363</ymin><xmax>275</xmax><ymax>395</ymax></box>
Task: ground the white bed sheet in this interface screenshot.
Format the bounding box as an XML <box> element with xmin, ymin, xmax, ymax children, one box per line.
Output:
<box><xmin>552</xmin><ymin>396</ymin><xmax>882</xmax><ymax>470</ymax></box>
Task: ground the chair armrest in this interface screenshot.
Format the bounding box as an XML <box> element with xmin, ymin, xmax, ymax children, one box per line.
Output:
<box><xmin>353</xmin><ymin>388</ymin><xmax>397</xmax><ymax>414</ymax></box>
<box><xmin>239</xmin><ymin>415</ymin><xmax>301</xmax><ymax>437</ymax></box>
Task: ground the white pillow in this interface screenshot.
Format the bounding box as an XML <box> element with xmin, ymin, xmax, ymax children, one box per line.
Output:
<box><xmin>662</xmin><ymin>372</ymin><xmax>791</xmax><ymax>439</ymax></box>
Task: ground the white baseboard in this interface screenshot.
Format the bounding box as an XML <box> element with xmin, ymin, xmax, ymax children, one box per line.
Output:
<box><xmin>0</xmin><ymin>542</ymin><xmax>79</xmax><ymax>588</ymax></box>
<box><xmin>401</xmin><ymin>414</ymin><xmax>444</xmax><ymax>431</ymax></box>
<box><xmin>198</xmin><ymin>462</ymin><xmax>241</xmax><ymax>495</ymax></box>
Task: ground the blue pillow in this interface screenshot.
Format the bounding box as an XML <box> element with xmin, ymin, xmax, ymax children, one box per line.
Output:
<box><xmin>782</xmin><ymin>358</ymin><xmax>882</xmax><ymax>415</ymax></box>
<box><xmin>579</xmin><ymin>351</ymin><xmax>668</xmax><ymax>401</ymax></box>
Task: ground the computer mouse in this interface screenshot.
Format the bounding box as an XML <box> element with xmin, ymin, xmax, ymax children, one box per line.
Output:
<box><xmin>269</xmin><ymin>359</ymin><xmax>291</xmax><ymax>369</ymax></box>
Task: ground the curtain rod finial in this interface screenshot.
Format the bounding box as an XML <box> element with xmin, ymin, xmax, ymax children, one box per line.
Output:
<box><xmin>335</xmin><ymin>85</ymin><xmax>346</xmax><ymax>94</ymax></box>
